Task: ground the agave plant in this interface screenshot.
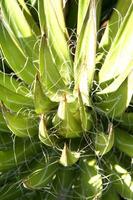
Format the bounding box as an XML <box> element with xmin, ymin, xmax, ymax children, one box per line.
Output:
<box><xmin>0</xmin><ymin>0</ymin><xmax>133</xmax><ymax>199</ymax></box>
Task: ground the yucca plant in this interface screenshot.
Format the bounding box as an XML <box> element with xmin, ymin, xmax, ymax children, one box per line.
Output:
<box><xmin>0</xmin><ymin>0</ymin><xmax>133</xmax><ymax>199</ymax></box>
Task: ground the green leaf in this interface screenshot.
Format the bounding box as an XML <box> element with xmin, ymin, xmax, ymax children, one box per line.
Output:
<box><xmin>2</xmin><ymin>104</ymin><xmax>38</xmax><ymax>137</ymax></box>
<box><xmin>74</xmin><ymin>157</ymin><xmax>102</xmax><ymax>199</ymax></box>
<box><xmin>95</xmin><ymin>123</ymin><xmax>114</xmax><ymax>156</ymax></box>
<box><xmin>0</xmin><ymin>137</ymin><xmax>40</xmax><ymax>171</ymax></box>
<box><xmin>78</xmin><ymin>90</ymin><xmax>92</xmax><ymax>131</ymax></box>
<box><xmin>0</xmin><ymin>23</ymin><xmax>36</xmax><ymax>84</ymax></box>
<box><xmin>41</xmin><ymin>0</ymin><xmax>73</xmax><ymax>85</ymax></box>
<box><xmin>55</xmin><ymin>97</ymin><xmax>82</xmax><ymax>138</ymax></box>
<box><xmin>114</xmin><ymin>128</ymin><xmax>133</xmax><ymax>157</ymax></box>
<box><xmin>59</xmin><ymin>143</ymin><xmax>80</xmax><ymax>167</ymax></box>
<box><xmin>0</xmin><ymin>84</ymin><xmax>33</xmax><ymax>112</ymax></box>
<box><xmin>0</xmin><ymin>0</ymin><xmax>39</xmax><ymax>59</ymax></box>
<box><xmin>39</xmin><ymin>115</ymin><xmax>57</xmax><ymax>147</ymax></box>
<box><xmin>99</xmin><ymin>2</ymin><xmax>133</xmax><ymax>84</ymax></box>
<box><xmin>98</xmin><ymin>0</ymin><xmax>132</xmax><ymax>63</ymax></box>
<box><xmin>95</xmin><ymin>71</ymin><xmax>133</xmax><ymax>117</ymax></box>
<box><xmin>34</xmin><ymin>75</ymin><xmax>56</xmax><ymax>114</ymax></box>
<box><xmin>0</xmin><ymin>71</ymin><xmax>29</xmax><ymax>96</ymax></box>
<box><xmin>39</xmin><ymin>36</ymin><xmax>66</xmax><ymax>101</ymax></box>
<box><xmin>23</xmin><ymin>157</ymin><xmax>59</xmax><ymax>189</ymax></box>
<box><xmin>0</xmin><ymin>112</ymin><xmax>9</xmax><ymax>132</ymax></box>
<box><xmin>74</xmin><ymin>0</ymin><xmax>97</xmax><ymax>105</ymax></box>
